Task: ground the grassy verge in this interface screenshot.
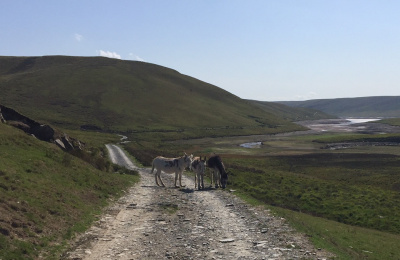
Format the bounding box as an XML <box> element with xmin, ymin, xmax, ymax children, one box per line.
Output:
<box><xmin>0</xmin><ymin>124</ymin><xmax>139</xmax><ymax>259</ymax></box>
<box><xmin>220</xmin><ymin>153</ymin><xmax>400</xmax><ymax>259</ymax></box>
<box><xmin>273</xmin><ymin>206</ymin><xmax>400</xmax><ymax>260</ymax></box>
<box><xmin>234</xmin><ymin>189</ymin><xmax>400</xmax><ymax>259</ymax></box>
<box><xmin>225</xmin><ymin>155</ymin><xmax>400</xmax><ymax>234</ymax></box>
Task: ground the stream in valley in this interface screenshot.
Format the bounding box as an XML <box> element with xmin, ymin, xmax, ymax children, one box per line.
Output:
<box><xmin>240</xmin><ymin>118</ymin><xmax>400</xmax><ymax>149</ymax></box>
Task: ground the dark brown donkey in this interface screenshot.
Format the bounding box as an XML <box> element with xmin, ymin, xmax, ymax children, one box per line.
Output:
<box><xmin>207</xmin><ymin>155</ymin><xmax>228</xmax><ymax>189</ymax></box>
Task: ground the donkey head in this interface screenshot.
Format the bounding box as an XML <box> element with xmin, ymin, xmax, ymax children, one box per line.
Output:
<box><xmin>220</xmin><ymin>171</ymin><xmax>228</xmax><ymax>189</ymax></box>
<box><xmin>183</xmin><ymin>152</ymin><xmax>193</xmax><ymax>169</ymax></box>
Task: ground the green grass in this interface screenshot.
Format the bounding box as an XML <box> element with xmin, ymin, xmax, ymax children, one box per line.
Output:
<box><xmin>0</xmin><ymin>55</ymin><xmax>304</xmax><ymax>136</ymax></box>
<box><xmin>64</xmin><ymin>129</ymin><xmax>122</xmax><ymax>148</ymax></box>
<box><xmin>232</xmin><ymin>190</ymin><xmax>400</xmax><ymax>260</ymax></box>
<box><xmin>378</xmin><ymin>118</ymin><xmax>400</xmax><ymax>126</ymax></box>
<box><xmin>249</xmin><ymin>99</ymin><xmax>336</xmax><ymax>121</ymax></box>
<box><xmin>313</xmin><ymin>132</ymin><xmax>400</xmax><ymax>144</ymax></box>
<box><xmin>2</xmin><ymin>55</ymin><xmax>400</xmax><ymax>259</ymax></box>
<box><xmin>219</xmin><ymin>152</ymin><xmax>400</xmax><ymax>258</ymax></box>
<box><xmin>225</xmin><ymin>154</ymin><xmax>400</xmax><ymax>234</ymax></box>
<box><xmin>122</xmin><ymin>131</ymin><xmax>400</xmax><ymax>259</ymax></box>
<box><xmin>279</xmin><ymin>96</ymin><xmax>400</xmax><ymax>118</ymax></box>
<box><xmin>273</xmin><ymin>206</ymin><xmax>400</xmax><ymax>260</ymax></box>
<box><xmin>0</xmin><ymin>123</ymin><xmax>139</xmax><ymax>259</ymax></box>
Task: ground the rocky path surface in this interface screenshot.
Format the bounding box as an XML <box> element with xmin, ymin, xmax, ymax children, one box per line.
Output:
<box><xmin>64</xmin><ymin>144</ymin><xmax>334</xmax><ymax>260</ymax></box>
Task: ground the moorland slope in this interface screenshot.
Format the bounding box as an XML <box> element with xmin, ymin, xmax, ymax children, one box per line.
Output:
<box><xmin>0</xmin><ymin>56</ymin><xmax>303</xmax><ymax>136</ymax></box>
<box><xmin>248</xmin><ymin>99</ymin><xmax>336</xmax><ymax>121</ymax></box>
<box><xmin>278</xmin><ymin>96</ymin><xmax>400</xmax><ymax>118</ymax></box>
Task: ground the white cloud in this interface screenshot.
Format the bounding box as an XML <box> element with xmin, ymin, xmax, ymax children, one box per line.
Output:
<box><xmin>74</xmin><ymin>33</ymin><xmax>83</xmax><ymax>42</ymax></box>
<box><xmin>99</xmin><ymin>50</ymin><xmax>121</xmax><ymax>59</ymax></box>
<box><xmin>129</xmin><ymin>53</ymin><xmax>145</xmax><ymax>62</ymax></box>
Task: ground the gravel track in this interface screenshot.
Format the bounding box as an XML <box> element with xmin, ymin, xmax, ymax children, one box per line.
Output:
<box><xmin>64</xmin><ymin>144</ymin><xmax>334</xmax><ymax>260</ymax></box>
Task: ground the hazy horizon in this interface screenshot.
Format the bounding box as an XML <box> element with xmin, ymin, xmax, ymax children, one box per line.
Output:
<box><xmin>1</xmin><ymin>1</ymin><xmax>399</xmax><ymax>101</ymax></box>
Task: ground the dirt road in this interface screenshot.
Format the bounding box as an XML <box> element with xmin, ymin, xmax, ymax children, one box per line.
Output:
<box><xmin>64</xmin><ymin>144</ymin><xmax>333</xmax><ymax>259</ymax></box>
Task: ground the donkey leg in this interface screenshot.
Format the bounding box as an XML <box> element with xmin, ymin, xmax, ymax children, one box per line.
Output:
<box><xmin>158</xmin><ymin>171</ymin><xmax>166</xmax><ymax>187</ymax></box>
<box><xmin>195</xmin><ymin>172</ymin><xmax>198</xmax><ymax>189</ymax></box>
<box><xmin>214</xmin><ymin>171</ymin><xmax>220</xmax><ymax>188</ymax></box>
<box><xmin>174</xmin><ymin>172</ymin><xmax>179</xmax><ymax>188</ymax></box>
<box><xmin>200</xmin><ymin>173</ymin><xmax>204</xmax><ymax>189</ymax></box>
<box><xmin>178</xmin><ymin>171</ymin><xmax>183</xmax><ymax>187</ymax></box>
<box><xmin>197</xmin><ymin>172</ymin><xmax>201</xmax><ymax>190</ymax></box>
<box><xmin>155</xmin><ymin>170</ymin><xmax>160</xmax><ymax>186</ymax></box>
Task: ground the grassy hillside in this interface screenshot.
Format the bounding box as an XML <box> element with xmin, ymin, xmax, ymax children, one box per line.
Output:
<box><xmin>0</xmin><ymin>123</ymin><xmax>138</xmax><ymax>259</ymax></box>
<box><xmin>278</xmin><ymin>96</ymin><xmax>400</xmax><ymax>118</ymax></box>
<box><xmin>0</xmin><ymin>55</ymin><xmax>303</xmax><ymax>135</ymax></box>
<box><xmin>248</xmin><ymin>99</ymin><xmax>336</xmax><ymax>121</ymax></box>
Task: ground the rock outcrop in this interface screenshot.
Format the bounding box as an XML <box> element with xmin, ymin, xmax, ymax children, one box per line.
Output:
<box><xmin>0</xmin><ymin>107</ymin><xmax>5</xmax><ymax>123</ymax></box>
<box><xmin>0</xmin><ymin>104</ymin><xmax>83</xmax><ymax>151</ymax></box>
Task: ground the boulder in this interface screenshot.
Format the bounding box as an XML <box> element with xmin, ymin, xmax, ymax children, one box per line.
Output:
<box><xmin>0</xmin><ymin>108</ymin><xmax>5</xmax><ymax>123</ymax></box>
<box><xmin>0</xmin><ymin>104</ymin><xmax>84</xmax><ymax>151</ymax></box>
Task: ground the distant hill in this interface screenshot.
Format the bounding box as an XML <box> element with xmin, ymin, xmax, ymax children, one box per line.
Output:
<box><xmin>248</xmin><ymin>100</ymin><xmax>336</xmax><ymax>121</ymax></box>
<box><xmin>278</xmin><ymin>96</ymin><xmax>400</xmax><ymax>118</ymax></box>
<box><xmin>0</xmin><ymin>56</ymin><xmax>304</xmax><ymax>136</ymax></box>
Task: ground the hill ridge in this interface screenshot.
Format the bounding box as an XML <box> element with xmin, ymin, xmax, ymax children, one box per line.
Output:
<box><xmin>0</xmin><ymin>55</ymin><xmax>303</xmax><ymax>136</ymax></box>
<box><xmin>278</xmin><ymin>96</ymin><xmax>400</xmax><ymax>118</ymax></box>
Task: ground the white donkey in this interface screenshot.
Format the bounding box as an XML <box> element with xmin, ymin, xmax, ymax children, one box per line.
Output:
<box><xmin>191</xmin><ymin>156</ymin><xmax>207</xmax><ymax>190</ymax></box>
<box><xmin>151</xmin><ymin>153</ymin><xmax>193</xmax><ymax>188</ymax></box>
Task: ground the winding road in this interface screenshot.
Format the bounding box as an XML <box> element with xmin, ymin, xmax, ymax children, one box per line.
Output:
<box><xmin>64</xmin><ymin>144</ymin><xmax>333</xmax><ymax>259</ymax></box>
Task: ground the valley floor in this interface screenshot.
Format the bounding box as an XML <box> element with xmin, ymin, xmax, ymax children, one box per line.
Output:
<box><xmin>63</xmin><ymin>145</ymin><xmax>334</xmax><ymax>259</ymax></box>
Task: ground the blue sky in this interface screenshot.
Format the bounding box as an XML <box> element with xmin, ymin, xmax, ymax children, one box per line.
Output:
<box><xmin>1</xmin><ymin>0</ymin><xmax>399</xmax><ymax>101</ymax></box>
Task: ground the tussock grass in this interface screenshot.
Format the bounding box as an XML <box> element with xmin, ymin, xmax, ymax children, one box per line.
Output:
<box><xmin>225</xmin><ymin>154</ymin><xmax>400</xmax><ymax>234</ymax></box>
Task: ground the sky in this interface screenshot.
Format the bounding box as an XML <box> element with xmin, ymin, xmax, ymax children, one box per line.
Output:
<box><xmin>1</xmin><ymin>0</ymin><xmax>399</xmax><ymax>101</ymax></box>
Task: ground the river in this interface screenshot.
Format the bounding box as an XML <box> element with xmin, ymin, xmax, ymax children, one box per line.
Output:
<box><xmin>302</xmin><ymin>118</ymin><xmax>381</xmax><ymax>132</ymax></box>
<box><xmin>240</xmin><ymin>118</ymin><xmax>387</xmax><ymax>148</ymax></box>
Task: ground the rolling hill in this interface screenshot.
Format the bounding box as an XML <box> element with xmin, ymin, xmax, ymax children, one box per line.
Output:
<box><xmin>0</xmin><ymin>56</ymin><xmax>304</xmax><ymax>136</ymax></box>
<box><xmin>248</xmin><ymin>99</ymin><xmax>336</xmax><ymax>121</ymax></box>
<box><xmin>278</xmin><ymin>96</ymin><xmax>400</xmax><ymax>118</ymax></box>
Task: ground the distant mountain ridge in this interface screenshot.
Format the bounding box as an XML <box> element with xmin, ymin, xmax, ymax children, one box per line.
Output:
<box><xmin>247</xmin><ymin>100</ymin><xmax>336</xmax><ymax>121</ymax></box>
<box><xmin>277</xmin><ymin>96</ymin><xmax>400</xmax><ymax>118</ymax></box>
